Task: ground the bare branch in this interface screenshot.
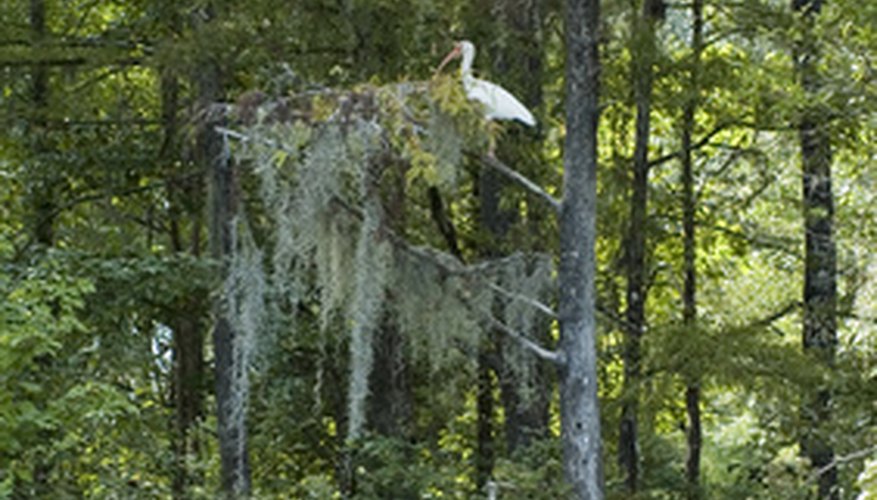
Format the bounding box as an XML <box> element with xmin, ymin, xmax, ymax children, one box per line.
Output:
<box><xmin>475</xmin><ymin>154</ymin><xmax>561</xmax><ymax>212</ymax></box>
<box><xmin>480</xmin><ymin>309</ymin><xmax>564</xmax><ymax>366</ymax></box>
<box><xmin>810</xmin><ymin>445</ymin><xmax>877</xmax><ymax>482</ymax></box>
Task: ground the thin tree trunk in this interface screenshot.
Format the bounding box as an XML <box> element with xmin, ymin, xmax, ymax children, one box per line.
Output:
<box><xmin>792</xmin><ymin>1</ymin><xmax>838</xmax><ymax>498</ymax></box>
<box><xmin>492</xmin><ymin>0</ymin><xmax>551</xmax><ymax>456</ymax></box>
<box><xmin>476</xmin><ymin>349</ymin><xmax>496</xmax><ymax>489</ymax></box>
<box><xmin>170</xmin><ymin>299</ymin><xmax>206</xmax><ymax>497</ymax></box>
<box><xmin>476</xmin><ymin>159</ymin><xmax>504</xmax><ymax>488</ymax></box>
<box><xmin>681</xmin><ymin>0</ymin><xmax>704</xmax><ymax>497</ymax></box>
<box><xmin>619</xmin><ymin>2</ymin><xmax>657</xmax><ymax>493</ymax></box>
<box><xmin>559</xmin><ymin>0</ymin><xmax>604</xmax><ymax>498</ymax></box>
<box><xmin>28</xmin><ymin>0</ymin><xmax>53</xmax><ymax>247</ymax></box>
<box><xmin>426</xmin><ymin>176</ymin><xmax>499</xmax><ymax>490</ymax></box>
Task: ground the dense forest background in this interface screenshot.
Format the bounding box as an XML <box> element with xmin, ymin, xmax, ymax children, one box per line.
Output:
<box><xmin>1</xmin><ymin>0</ymin><xmax>875</xmax><ymax>498</ymax></box>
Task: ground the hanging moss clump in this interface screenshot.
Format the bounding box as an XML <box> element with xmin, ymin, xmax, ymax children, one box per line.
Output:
<box><xmin>222</xmin><ymin>79</ymin><xmax>553</xmax><ymax>440</ymax></box>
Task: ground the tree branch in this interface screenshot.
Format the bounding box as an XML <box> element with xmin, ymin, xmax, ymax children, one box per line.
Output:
<box><xmin>0</xmin><ymin>57</ymin><xmax>142</xmax><ymax>68</ymax></box>
<box><xmin>12</xmin><ymin>172</ymin><xmax>200</xmax><ymax>260</ymax></box>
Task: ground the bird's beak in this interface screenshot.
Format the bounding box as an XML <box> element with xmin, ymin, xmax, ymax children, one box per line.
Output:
<box><xmin>433</xmin><ymin>44</ymin><xmax>461</xmax><ymax>77</ymax></box>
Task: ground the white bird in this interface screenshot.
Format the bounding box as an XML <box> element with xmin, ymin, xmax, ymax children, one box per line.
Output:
<box><xmin>435</xmin><ymin>40</ymin><xmax>536</xmax><ymax>127</ymax></box>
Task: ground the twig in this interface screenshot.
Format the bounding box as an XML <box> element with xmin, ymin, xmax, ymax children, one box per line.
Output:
<box><xmin>647</xmin><ymin>122</ymin><xmax>731</xmax><ymax>169</ymax></box>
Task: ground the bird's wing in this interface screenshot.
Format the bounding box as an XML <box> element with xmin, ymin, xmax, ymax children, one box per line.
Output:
<box><xmin>466</xmin><ymin>77</ymin><xmax>536</xmax><ymax>126</ymax></box>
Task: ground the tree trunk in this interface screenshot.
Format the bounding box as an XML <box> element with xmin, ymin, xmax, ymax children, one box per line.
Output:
<box><xmin>195</xmin><ymin>9</ymin><xmax>250</xmax><ymax>495</ymax></box>
<box><xmin>559</xmin><ymin>0</ymin><xmax>604</xmax><ymax>498</ymax></box>
<box><xmin>619</xmin><ymin>2</ymin><xmax>657</xmax><ymax>493</ymax></box>
<box><xmin>681</xmin><ymin>0</ymin><xmax>704</xmax><ymax>497</ymax></box>
<box><xmin>792</xmin><ymin>1</ymin><xmax>838</xmax><ymax>498</ymax></box>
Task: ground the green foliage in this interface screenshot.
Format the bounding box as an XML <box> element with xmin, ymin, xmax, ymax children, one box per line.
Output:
<box><xmin>0</xmin><ymin>262</ymin><xmax>83</xmax><ymax>491</ymax></box>
<box><xmin>0</xmin><ymin>252</ymin><xmax>158</xmax><ymax>496</ymax></box>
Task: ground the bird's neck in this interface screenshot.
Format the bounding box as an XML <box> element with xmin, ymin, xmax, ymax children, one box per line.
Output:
<box><xmin>461</xmin><ymin>52</ymin><xmax>474</xmax><ymax>76</ymax></box>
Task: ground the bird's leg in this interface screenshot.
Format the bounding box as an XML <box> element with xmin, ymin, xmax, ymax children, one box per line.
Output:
<box><xmin>486</xmin><ymin>121</ymin><xmax>500</xmax><ymax>159</ymax></box>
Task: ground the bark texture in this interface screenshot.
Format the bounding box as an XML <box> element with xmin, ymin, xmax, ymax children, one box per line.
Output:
<box><xmin>559</xmin><ymin>0</ymin><xmax>604</xmax><ymax>498</ymax></box>
<box><xmin>792</xmin><ymin>1</ymin><xmax>838</xmax><ymax>498</ymax></box>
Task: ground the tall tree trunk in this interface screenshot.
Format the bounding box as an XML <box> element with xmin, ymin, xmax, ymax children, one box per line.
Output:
<box><xmin>206</xmin><ymin>106</ymin><xmax>250</xmax><ymax>498</ymax></box>
<box><xmin>26</xmin><ymin>3</ymin><xmax>54</xmax><ymax>492</ymax></box>
<box><xmin>681</xmin><ymin>1</ymin><xmax>704</xmax><ymax>497</ymax></box>
<box><xmin>459</xmin><ymin>3</ymin><xmax>502</xmax><ymax>487</ymax></box>
<box><xmin>792</xmin><ymin>1</ymin><xmax>838</xmax><ymax>498</ymax></box>
<box><xmin>195</xmin><ymin>8</ymin><xmax>250</xmax><ymax>496</ymax></box>
<box><xmin>619</xmin><ymin>2</ymin><xmax>658</xmax><ymax>493</ymax></box>
<box><xmin>559</xmin><ymin>0</ymin><xmax>604</xmax><ymax>498</ymax></box>
<box><xmin>157</xmin><ymin>9</ymin><xmax>207</xmax><ymax>497</ymax></box>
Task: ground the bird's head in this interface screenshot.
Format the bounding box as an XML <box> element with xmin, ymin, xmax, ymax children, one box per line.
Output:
<box><xmin>434</xmin><ymin>40</ymin><xmax>476</xmax><ymax>76</ymax></box>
